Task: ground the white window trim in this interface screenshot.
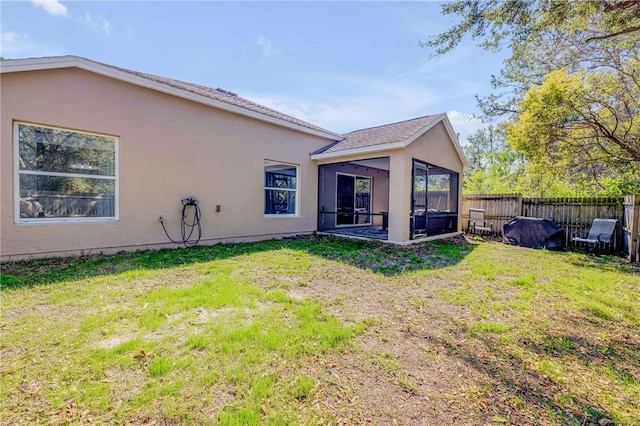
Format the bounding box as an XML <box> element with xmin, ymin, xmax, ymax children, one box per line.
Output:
<box><xmin>263</xmin><ymin>160</ymin><xmax>299</xmax><ymax>218</ymax></box>
<box><xmin>13</xmin><ymin>121</ymin><xmax>120</xmax><ymax>224</ymax></box>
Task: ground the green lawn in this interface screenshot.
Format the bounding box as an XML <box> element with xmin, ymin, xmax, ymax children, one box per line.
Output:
<box><xmin>1</xmin><ymin>236</ymin><xmax>639</xmax><ymax>425</ymax></box>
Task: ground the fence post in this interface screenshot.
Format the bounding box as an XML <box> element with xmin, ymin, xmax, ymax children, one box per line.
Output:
<box><xmin>627</xmin><ymin>195</ymin><xmax>640</xmax><ymax>262</ymax></box>
<box><xmin>516</xmin><ymin>193</ymin><xmax>523</xmax><ymax>216</ymax></box>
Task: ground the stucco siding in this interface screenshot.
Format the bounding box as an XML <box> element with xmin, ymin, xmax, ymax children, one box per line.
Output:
<box><xmin>313</xmin><ymin>122</ymin><xmax>465</xmax><ymax>242</ymax></box>
<box><xmin>1</xmin><ymin>68</ymin><xmax>332</xmax><ymax>259</ymax></box>
<box><xmin>405</xmin><ymin>122</ymin><xmax>464</xmax><ymax>174</ymax></box>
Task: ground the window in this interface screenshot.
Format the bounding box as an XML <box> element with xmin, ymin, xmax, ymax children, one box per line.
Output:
<box><xmin>15</xmin><ymin>122</ymin><xmax>118</xmax><ymax>222</ymax></box>
<box><xmin>264</xmin><ymin>161</ymin><xmax>297</xmax><ymax>215</ymax></box>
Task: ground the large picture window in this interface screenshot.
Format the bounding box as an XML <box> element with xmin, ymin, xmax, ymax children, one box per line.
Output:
<box><xmin>15</xmin><ymin>122</ymin><xmax>118</xmax><ymax>222</ymax></box>
<box><xmin>264</xmin><ymin>161</ymin><xmax>298</xmax><ymax>215</ymax></box>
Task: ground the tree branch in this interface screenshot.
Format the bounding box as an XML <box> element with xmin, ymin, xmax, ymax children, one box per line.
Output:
<box><xmin>600</xmin><ymin>0</ymin><xmax>640</xmax><ymax>13</ymax></box>
<box><xmin>585</xmin><ymin>25</ymin><xmax>640</xmax><ymax>42</ymax></box>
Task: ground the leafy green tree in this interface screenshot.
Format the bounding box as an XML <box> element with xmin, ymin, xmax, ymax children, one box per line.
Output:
<box><xmin>425</xmin><ymin>0</ymin><xmax>640</xmax><ymax>195</ymax></box>
<box><xmin>463</xmin><ymin>124</ymin><xmax>522</xmax><ymax>194</ymax></box>
<box><xmin>507</xmin><ymin>68</ymin><xmax>640</xmax><ymax>195</ymax></box>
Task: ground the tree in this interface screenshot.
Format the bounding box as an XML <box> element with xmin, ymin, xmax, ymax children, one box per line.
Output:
<box><xmin>507</xmin><ymin>67</ymin><xmax>640</xmax><ymax>195</ymax></box>
<box><xmin>424</xmin><ymin>0</ymin><xmax>640</xmax><ymax>195</ymax></box>
<box><xmin>463</xmin><ymin>124</ymin><xmax>523</xmax><ymax>194</ymax></box>
<box><xmin>425</xmin><ymin>1</ymin><xmax>640</xmax><ymax>54</ymax></box>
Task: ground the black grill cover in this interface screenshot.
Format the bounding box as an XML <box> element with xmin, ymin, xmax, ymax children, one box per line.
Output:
<box><xmin>503</xmin><ymin>217</ymin><xmax>564</xmax><ymax>249</ymax></box>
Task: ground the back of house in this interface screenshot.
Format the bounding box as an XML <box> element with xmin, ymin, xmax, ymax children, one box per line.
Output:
<box><xmin>1</xmin><ymin>56</ymin><xmax>467</xmax><ymax>260</ymax></box>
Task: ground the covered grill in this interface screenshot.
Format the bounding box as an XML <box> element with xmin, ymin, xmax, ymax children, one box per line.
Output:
<box><xmin>503</xmin><ymin>217</ymin><xmax>564</xmax><ymax>249</ymax></box>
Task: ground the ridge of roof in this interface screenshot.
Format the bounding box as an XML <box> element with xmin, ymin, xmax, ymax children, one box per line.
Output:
<box><xmin>343</xmin><ymin>114</ymin><xmax>441</xmax><ymax>137</ymax></box>
<box><xmin>315</xmin><ymin>114</ymin><xmax>444</xmax><ymax>155</ymax></box>
<box><xmin>311</xmin><ymin>113</ymin><xmax>469</xmax><ymax>169</ymax></box>
<box><xmin>1</xmin><ymin>56</ymin><xmax>342</xmax><ymax>140</ymax></box>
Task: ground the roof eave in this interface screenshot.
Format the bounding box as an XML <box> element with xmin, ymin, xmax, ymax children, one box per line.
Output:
<box><xmin>310</xmin><ymin>141</ymin><xmax>406</xmax><ymax>160</ymax></box>
<box><xmin>0</xmin><ymin>56</ymin><xmax>339</xmax><ymax>141</ymax></box>
<box><xmin>311</xmin><ymin>113</ymin><xmax>469</xmax><ymax>168</ymax></box>
<box><xmin>400</xmin><ymin>113</ymin><xmax>469</xmax><ymax>169</ymax></box>
<box><xmin>438</xmin><ymin>114</ymin><xmax>470</xmax><ymax>169</ymax></box>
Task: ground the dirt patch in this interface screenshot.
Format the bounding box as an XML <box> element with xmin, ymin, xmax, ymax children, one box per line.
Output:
<box><xmin>279</xmin><ymin>257</ymin><xmax>497</xmax><ymax>425</ymax></box>
<box><xmin>95</xmin><ymin>333</ymin><xmax>138</xmax><ymax>349</ymax></box>
<box><xmin>255</xmin><ymin>243</ymin><xmax>494</xmax><ymax>424</ymax></box>
<box><xmin>279</xmin><ymin>236</ymin><xmax>639</xmax><ymax>425</ymax></box>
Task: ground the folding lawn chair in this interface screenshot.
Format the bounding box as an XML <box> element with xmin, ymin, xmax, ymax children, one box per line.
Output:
<box><xmin>467</xmin><ymin>208</ymin><xmax>493</xmax><ymax>234</ymax></box>
<box><xmin>570</xmin><ymin>218</ymin><xmax>617</xmax><ymax>252</ymax></box>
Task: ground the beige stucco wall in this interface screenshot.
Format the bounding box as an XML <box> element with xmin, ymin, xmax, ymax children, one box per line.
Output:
<box><xmin>405</xmin><ymin>122</ymin><xmax>465</xmax><ymax>173</ymax></box>
<box><xmin>1</xmin><ymin>68</ymin><xmax>334</xmax><ymax>260</ymax></box>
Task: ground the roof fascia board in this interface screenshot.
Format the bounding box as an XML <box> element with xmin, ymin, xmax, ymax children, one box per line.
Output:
<box><xmin>315</xmin><ymin>113</ymin><xmax>469</xmax><ymax>167</ymax></box>
<box><xmin>0</xmin><ymin>57</ymin><xmax>81</xmax><ymax>73</ymax></box>
<box><xmin>400</xmin><ymin>114</ymin><xmax>445</xmax><ymax>148</ymax></box>
<box><xmin>1</xmin><ymin>57</ymin><xmax>338</xmax><ymax>141</ymax></box>
<box><xmin>440</xmin><ymin>114</ymin><xmax>470</xmax><ymax>168</ymax></box>
<box><xmin>310</xmin><ymin>141</ymin><xmax>405</xmax><ymax>160</ymax></box>
<box><xmin>400</xmin><ymin>113</ymin><xmax>469</xmax><ymax>169</ymax></box>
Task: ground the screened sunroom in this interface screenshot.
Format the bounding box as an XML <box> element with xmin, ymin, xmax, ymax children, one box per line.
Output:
<box><xmin>312</xmin><ymin>114</ymin><xmax>466</xmax><ymax>244</ymax></box>
<box><xmin>410</xmin><ymin>159</ymin><xmax>459</xmax><ymax>240</ymax></box>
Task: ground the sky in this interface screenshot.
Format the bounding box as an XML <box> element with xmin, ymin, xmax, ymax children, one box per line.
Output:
<box><xmin>1</xmin><ymin>1</ymin><xmax>507</xmax><ymax>143</ymax></box>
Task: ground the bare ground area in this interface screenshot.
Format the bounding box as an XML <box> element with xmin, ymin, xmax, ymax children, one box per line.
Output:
<box><xmin>280</xmin><ymin>267</ymin><xmax>501</xmax><ymax>425</ymax></box>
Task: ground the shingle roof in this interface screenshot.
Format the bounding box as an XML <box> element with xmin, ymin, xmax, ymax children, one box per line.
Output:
<box><xmin>0</xmin><ymin>56</ymin><xmax>340</xmax><ymax>139</ymax></box>
<box><xmin>315</xmin><ymin>114</ymin><xmax>443</xmax><ymax>154</ymax></box>
<box><xmin>102</xmin><ymin>62</ymin><xmax>342</xmax><ymax>138</ymax></box>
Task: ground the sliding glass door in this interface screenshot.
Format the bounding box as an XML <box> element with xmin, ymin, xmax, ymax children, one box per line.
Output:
<box><xmin>336</xmin><ymin>173</ymin><xmax>372</xmax><ymax>226</ymax></box>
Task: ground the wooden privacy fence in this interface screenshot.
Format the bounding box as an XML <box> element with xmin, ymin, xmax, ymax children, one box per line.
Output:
<box><xmin>461</xmin><ymin>194</ymin><xmax>639</xmax><ymax>259</ymax></box>
<box><xmin>415</xmin><ymin>191</ymin><xmax>451</xmax><ymax>211</ymax></box>
<box><xmin>36</xmin><ymin>195</ymin><xmax>115</xmax><ymax>218</ymax></box>
<box><xmin>522</xmin><ymin>197</ymin><xmax>623</xmax><ymax>250</ymax></box>
<box><xmin>462</xmin><ymin>194</ymin><xmax>522</xmax><ymax>239</ymax></box>
<box><xmin>624</xmin><ymin>195</ymin><xmax>640</xmax><ymax>262</ymax></box>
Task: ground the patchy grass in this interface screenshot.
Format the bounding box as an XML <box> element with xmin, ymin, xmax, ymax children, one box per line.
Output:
<box><xmin>1</xmin><ymin>235</ymin><xmax>639</xmax><ymax>425</ymax></box>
